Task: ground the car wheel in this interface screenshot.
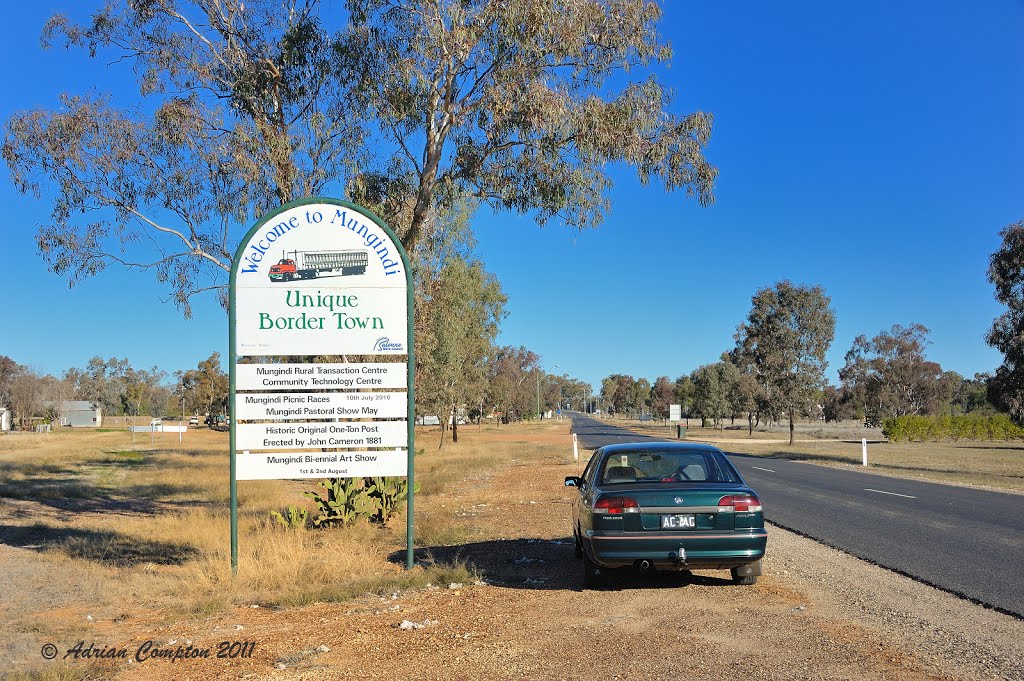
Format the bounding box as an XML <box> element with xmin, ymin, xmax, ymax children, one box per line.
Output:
<box><xmin>730</xmin><ymin>568</ymin><xmax>757</xmax><ymax>585</ymax></box>
<box><xmin>583</xmin><ymin>553</ymin><xmax>605</xmax><ymax>588</ymax></box>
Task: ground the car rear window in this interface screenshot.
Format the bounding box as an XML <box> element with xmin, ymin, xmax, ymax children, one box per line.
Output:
<box><xmin>599</xmin><ymin>450</ymin><xmax>741</xmax><ymax>484</ymax></box>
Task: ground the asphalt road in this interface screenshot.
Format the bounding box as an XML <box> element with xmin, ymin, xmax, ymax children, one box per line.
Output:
<box><xmin>569</xmin><ymin>413</ymin><xmax>1024</xmax><ymax>618</ymax></box>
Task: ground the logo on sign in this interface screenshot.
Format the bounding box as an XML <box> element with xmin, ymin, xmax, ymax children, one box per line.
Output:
<box><xmin>374</xmin><ymin>337</ymin><xmax>404</xmax><ymax>352</ymax></box>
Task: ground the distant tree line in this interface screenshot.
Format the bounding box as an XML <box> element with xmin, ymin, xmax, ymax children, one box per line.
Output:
<box><xmin>599</xmin><ymin>280</ymin><xmax>1000</xmax><ymax>445</ymax></box>
<box><xmin>0</xmin><ymin>342</ymin><xmax>587</xmax><ymax>438</ymax></box>
<box><xmin>0</xmin><ymin>353</ymin><xmax>229</xmax><ymax>428</ymax></box>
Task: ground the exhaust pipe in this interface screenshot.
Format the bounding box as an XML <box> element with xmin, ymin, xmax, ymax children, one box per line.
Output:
<box><xmin>638</xmin><ymin>560</ymin><xmax>651</xmax><ymax>570</ymax></box>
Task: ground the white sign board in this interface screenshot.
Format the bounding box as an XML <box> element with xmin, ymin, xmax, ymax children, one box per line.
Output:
<box><xmin>237</xmin><ymin>449</ymin><xmax>408</xmax><ymax>480</ymax></box>
<box><xmin>235</xmin><ymin>391</ymin><xmax>407</xmax><ymax>421</ymax></box>
<box><xmin>669</xmin><ymin>404</ymin><xmax>681</xmax><ymax>421</ymax></box>
<box><xmin>130</xmin><ymin>425</ymin><xmax>187</xmax><ymax>433</ymax></box>
<box><xmin>231</xmin><ymin>200</ymin><xmax>411</xmax><ymax>483</ymax></box>
<box><xmin>235</xmin><ymin>362</ymin><xmax>406</xmax><ymax>391</ymax></box>
<box><xmin>236</xmin><ymin>420</ymin><xmax>409</xmax><ymax>450</ymax></box>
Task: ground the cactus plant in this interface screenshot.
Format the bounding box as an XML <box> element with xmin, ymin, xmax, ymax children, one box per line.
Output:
<box><xmin>305</xmin><ymin>477</ymin><xmax>376</xmax><ymax>527</ymax></box>
<box><xmin>364</xmin><ymin>476</ymin><xmax>415</xmax><ymax>525</ymax></box>
<box><xmin>269</xmin><ymin>505</ymin><xmax>309</xmax><ymax>529</ymax></box>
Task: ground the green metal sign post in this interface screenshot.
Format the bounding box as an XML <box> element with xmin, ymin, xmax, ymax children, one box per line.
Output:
<box><xmin>228</xmin><ymin>197</ymin><xmax>415</xmax><ymax>572</ymax></box>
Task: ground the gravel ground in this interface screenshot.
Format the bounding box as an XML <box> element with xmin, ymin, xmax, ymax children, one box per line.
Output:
<box><xmin>764</xmin><ymin>526</ymin><xmax>1023</xmax><ymax>680</ymax></box>
<box><xmin>73</xmin><ymin>523</ymin><xmax>1021</xmax><ymax>681</ymax></box>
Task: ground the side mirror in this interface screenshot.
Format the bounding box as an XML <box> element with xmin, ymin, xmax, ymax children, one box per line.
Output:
<box><xmin>564</xmin><ymin>476</ymin><xmax>581</xmax><ymax>487</ymax></box>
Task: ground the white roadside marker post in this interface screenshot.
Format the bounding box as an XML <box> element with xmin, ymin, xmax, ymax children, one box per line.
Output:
<box><xmin>572</xmin><ymin>433</ymin><xmax>579</xmax><ymax>462</ymax></box>
<box><xmin>862</xmin><ymin>438</ymin><xmax>868</xmax><ymax>467</ymax></box>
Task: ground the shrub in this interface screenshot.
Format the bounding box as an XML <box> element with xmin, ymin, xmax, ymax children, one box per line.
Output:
<box><xmin>881</xmin><ymin>418</ymin><xmax>903</xmax><ymax>442</ymax></box>
<box><xmin>883</xmin><ymin>414</ymin><xmax>1023</xmax><ymax>442</ymax></box>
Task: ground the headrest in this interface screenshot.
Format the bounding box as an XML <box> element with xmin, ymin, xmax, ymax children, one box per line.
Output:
<box><xmin>604</xmin><ymin>466</ymin><xmax>637</xmax><ymax>481</ymax></box>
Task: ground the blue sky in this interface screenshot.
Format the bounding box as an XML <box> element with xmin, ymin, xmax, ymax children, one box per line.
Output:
<box><xmin>1</xmin><ymin>1</ymin><xmax>1021</xmax><ymax>389</ymax></box>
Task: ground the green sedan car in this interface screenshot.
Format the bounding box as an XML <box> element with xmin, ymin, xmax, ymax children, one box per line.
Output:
<box><xmin>565</xmin><ymin>442</ymin><xmax>767</xmax><ymax>587</ymax></box>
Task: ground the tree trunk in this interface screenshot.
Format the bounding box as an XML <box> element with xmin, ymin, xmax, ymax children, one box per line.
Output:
<box><xmin>789</xmin><ymin>410</ymin><xmax>795</xmax><ymax>446</ymax></box>
<box><xmin>405</xmin><ymin>124</ymin><xmax>445</xmax><ymax>253</ymax></box>
<box><xmin>748</xmin><ymin>413</ymin><xmax>754</xmax><ymax>437</ymax></box>
<box><xmin>451</xmin><ymin>405</ymin><xmax>459</xmax><ymax>444</ymax></box>
<box><xmin>438</xmin><ymin>419</ymin><xmax>447</xmax><ymax>450</ymax></box>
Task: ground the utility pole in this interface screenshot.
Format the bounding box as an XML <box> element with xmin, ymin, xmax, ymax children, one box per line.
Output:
<box><xmin>535</xmin><ymin>369</ymin><xmax>541</xmax><ymax>420</ymax></box>
<box><xmin>553</xmin><ymin>364</ymin><xmax>560</xmax><ymax>419</ymax></box>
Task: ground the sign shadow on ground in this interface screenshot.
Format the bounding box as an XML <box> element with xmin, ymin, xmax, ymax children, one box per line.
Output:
<box><xmin>389</xmin><ymin>538</ymin><xmax>736</xmax><ymax>591</ymax></box>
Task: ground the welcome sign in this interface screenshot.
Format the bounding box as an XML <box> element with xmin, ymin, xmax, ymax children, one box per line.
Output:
<box><xmin>233</xmin><ymin>203</ymin><xmax>407</xmax><ymax>356</ymax></box>
<box><xmin>227</xmin><ymin>198</ymin><xmax>415</xmax><ymax>571</ymax></box>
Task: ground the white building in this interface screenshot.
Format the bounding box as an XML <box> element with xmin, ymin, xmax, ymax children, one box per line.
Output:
<box><xmin>57</xmin><ymin>401</ymin><xmax>103</xmax><ymax>428</ymax></box>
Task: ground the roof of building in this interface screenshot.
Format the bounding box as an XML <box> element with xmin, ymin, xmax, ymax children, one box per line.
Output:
<box><xmin>58</xmin><ymin>400</ymin><xmax>100</xmax><ymax>411</ymax></box>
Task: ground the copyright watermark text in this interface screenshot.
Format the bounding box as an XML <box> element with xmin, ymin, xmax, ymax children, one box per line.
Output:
<box><xmin>42</xmin><ymin>640</ymin><xmax>256</xmax><ymax>664</ymax></box>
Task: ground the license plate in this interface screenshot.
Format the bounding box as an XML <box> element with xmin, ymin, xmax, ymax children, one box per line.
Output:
<box><xmin>661</xmin><ymin>514</ymin><xmax>696</xmax><ymax>529</ymax></box>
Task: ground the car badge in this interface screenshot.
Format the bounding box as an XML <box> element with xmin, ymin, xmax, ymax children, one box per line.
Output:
<box><xmin>674</xmin><ymin>497</ymin><xmax>684</xmax><ymax>504</ymax></box>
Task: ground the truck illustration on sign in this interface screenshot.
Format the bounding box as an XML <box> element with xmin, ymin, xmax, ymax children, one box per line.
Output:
<box><xmin>268</xmin><ymin>250</ymin><xmax>369</xmax><ymax>281</ymax></box>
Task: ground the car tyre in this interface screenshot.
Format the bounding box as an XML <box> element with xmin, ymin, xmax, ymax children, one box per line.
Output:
<box><xmin>730</xmin><ymin>568</ymin><xmax>757</xmax><ymax>585</ymax></box>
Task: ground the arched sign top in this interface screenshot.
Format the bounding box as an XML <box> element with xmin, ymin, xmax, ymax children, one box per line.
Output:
<box><xmin>230</xmin><ymin>199</ymin><xmax>411</xmax><ymax>357</ymax></box>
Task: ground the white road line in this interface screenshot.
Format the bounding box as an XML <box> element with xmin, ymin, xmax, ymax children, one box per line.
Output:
<box><xmin>752</xmin><ymin>466</ymin><xmax>776</xmax><ymax>473</ymax></box>
<box><xmin>864</xmin><ymin>488</ymin><xmax>917</xmax><ymax>499</ymax></box>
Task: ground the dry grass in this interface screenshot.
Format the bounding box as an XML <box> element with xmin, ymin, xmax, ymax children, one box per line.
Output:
<box><xmin>601</xmin><ymin>417</ymin><xmax>1024</xmax><ymax>492</ymax></box>
<box><xmin>413</xmin><ymin>427</ymin><xmax>572</xmax><ymax>547</ymax></box>
<box><xmin>0</xmin><ymin>420</ymin><xmax>572</xmax><ymax>633</ymax></box>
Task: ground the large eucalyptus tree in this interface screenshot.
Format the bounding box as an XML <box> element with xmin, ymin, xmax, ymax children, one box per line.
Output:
<box><xmin>735</xmin><ymin>281</ymin><xmax>835</xmax><ymax>445</ymax></box>
<box><xmin>4</xmin><ymin>0</ymin><xmax>717</xmax><ymax>316</ymax></box>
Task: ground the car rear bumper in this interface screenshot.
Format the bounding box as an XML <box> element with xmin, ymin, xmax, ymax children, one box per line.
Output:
<box><xmin>588</xmin><ymin>530</ymin><xmax>767</xmax><ymax>568</ymax></box>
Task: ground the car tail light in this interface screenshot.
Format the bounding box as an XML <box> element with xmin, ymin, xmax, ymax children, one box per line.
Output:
<box><xmin>718</xmin><ymin>494</ymin><xmax>762</xmax><ymax>512</ymax></box>
<box><xmin>594</xmin><ymin>496</ymin><xmax>640</xmax><ymax>514</ymax></box>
